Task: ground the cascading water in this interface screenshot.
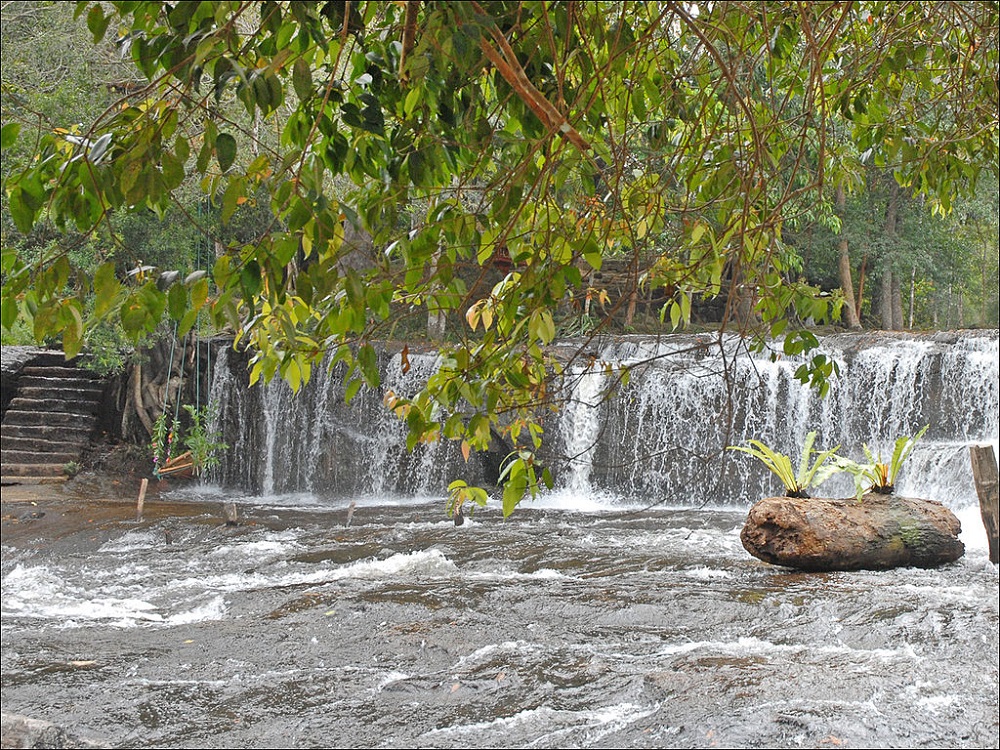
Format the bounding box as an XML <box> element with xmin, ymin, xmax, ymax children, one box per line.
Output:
<box><xmin>559</xmin><ymin>367</ymin><xmax>608</xmax><ymax>494</ymax></box>
<box><xmin>557</xmin><ymin>330</ymin><xmax>999</xmax><ymax>507</ymax></box>
<box><xmin>208</xmin><ymin>345</ymin><xmax>480</xmax><ymax>498</ymax></box>
<box><xmin>210</xmin><ymin>330</ymin><xmax>999</xmax><ymax>509</ymax></box>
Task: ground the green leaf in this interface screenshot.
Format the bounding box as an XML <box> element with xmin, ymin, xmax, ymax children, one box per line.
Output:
<box><xmin>177</xmin><ymin>307</ymin><xmax>200</xmax><ymax>338</ymax></box>
<box><xmin>167</xmin><ymin>282</ymin><xmax>187</xmax><ymax>321</ymax></box>
<box><xmin>358</xmin><ymin>344</ymin><xmax>380</xmax><ymax>388</ymax></box>
<box><xmin>502</xmin><ymin>468</ymin><xmax>527</xmax><ymax>517</ymax></box>
<box><xmin>344</xmin><ymin>377</ymin><xmax>362</xmax><ymax>403</ymax></box>
<box><xmin>62</xmin><ymin>308</ymin><xmax>84</xmax><ymax>358</ymax></box>
<box><xmin>221</xmin><ymin>178</ymin><xmax>244</xmax><ymax>223</ymax></box>
<box><xmin>190</xmin><ymin>276</ymin><xmax>210</xmax><ymax>309</ymax></box>
<box><xmin>9</xmin><ymin>188</ymin><xmax>38</xmax><ymax>234</ymax></box>
<box><xmin>240</xmin><ymin>260</ymin><xmax>262</xmax><ymax>297</ymax></box>
<box><xmin>1</xmin><ymin>122</ymin><xmax>20</xmax><ymax>149</ymax></box>
<box><xmin>86</xmin><ymin>4</ymin><xmax>110</xmax><ymax>42</ymax></box>
<box><xmin>292</xmin><ymin>57</ymin><xmax>313</xmax><ymax>101</ymax></box>
<box><xmin>93</xmin><ymin>262</ymin><xmax>120</xmax><ymax>318</ymax></box>
<box><xmin>1</xmin><ymin>295</ymin><xmax>18</xmax><ymax>331</ymax></box>
<box><xmin>161</xmin><ymin>150</ymin><xmax>185</xmax><ymax>188</ymax></box>
<box><xmin>216</xmin><ymin>133</ymin><xmax>237</xmax><ymax>172</ymax></box>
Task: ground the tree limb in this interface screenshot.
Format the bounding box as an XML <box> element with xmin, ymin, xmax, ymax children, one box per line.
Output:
<box><xmin>470</xmin><ymin>2</ymin><xmax>591</xmax><ymax>152</ymax></box>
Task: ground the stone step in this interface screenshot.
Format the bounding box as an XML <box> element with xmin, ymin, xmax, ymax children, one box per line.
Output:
<box><xmin>2</xmin><ymin>354</ymin><xmax>111</xmax><ymax>483</ymax></box>
<box><xmin>7</xmin><ymin>397</ymin><xmax>102</xmax><ymax>414</ymax></box>
<box><xmin>2</xmin><ymin>424</ymin><xmax>96</xmax><ymax>443</ymax></box>
<box><xmin>2</xmin><ymin>446</ymin><xmax>81</xmax><ymax>463</ymax></box>
<box><xmin>25</xmin><ymin>351</ymin><xmax>79</xmax><ymax>368</ymax></box>
<box><xmin>2</xmin><ymin>429</ymin><xmax>89</xmax><ymax>455</ymax></box>
<box><xmin>20</xmin><ymin>365</ymin><xmax>101</xmax><ymax>380</ymax></box>
<box><xmin>0</xmin><ymin>463</ymin><xmax>68</xmax><ymax>477</ymax></box>
<box><xmin>3</xmin><ymin>409</ymin><xmax>100</xmax><ymax>426</ymax></box>
<box><xmin>17</xmin><ymin>376</ymin><xmax>105</xmax><ymax>393</ymax></box>
<box><xmin>15</xmin><ymin>388</ymin><xmax>104</xmax><ymax>406</ymax></box>
<box><xmin>0</xmin><ymin>474</ymin><xmax>69</xmax><ymax>485</ymax></box>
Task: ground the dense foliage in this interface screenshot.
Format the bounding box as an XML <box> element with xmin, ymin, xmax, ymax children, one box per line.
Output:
<box><xmin>2</xmin><ymin>1</ymin><xmax>997</xmax><ymax>511</ymax></box>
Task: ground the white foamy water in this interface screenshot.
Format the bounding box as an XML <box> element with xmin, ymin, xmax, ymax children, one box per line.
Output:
<box><xmin>1</xmin><ymin>562</ymin><xmax>230</xmax><ymax>628</ymax></box>
<box><xmin>419</xmin><ymin>701</ymin><xmax>660</xmax><ymax>743</ymax></box>
<box><xmin>1</xmin><ymin>542</ymin><xmax>457</xmax><ymax>629</ymax></box>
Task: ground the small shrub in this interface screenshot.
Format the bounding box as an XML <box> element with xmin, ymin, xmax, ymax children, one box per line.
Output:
<box><xmin>837</xmin><ymin>425</ymin><xmax>929</xmax><ymax>500</ymax></box>
<box><xmin>729</xmin><ymin>431</ymin><xmax>842</xmax><ymax>498</ymax></box>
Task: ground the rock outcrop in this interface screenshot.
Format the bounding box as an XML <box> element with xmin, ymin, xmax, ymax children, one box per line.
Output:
<box><xmin>741</xmin><ymin>494</ymin><xmax>964</xmax><ymax>571</ymax></box>
<box><xmin>1</xmin><ymin>712</ymin><xmax>103</xmax><ymax>749</ymax></box>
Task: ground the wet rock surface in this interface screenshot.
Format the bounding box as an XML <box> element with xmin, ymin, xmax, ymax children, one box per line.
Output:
<box><xmin>741</xmin><ymin>494</ymin><xmax>965</xmax><ymax>571</ymax></box>
<box><xmin>1</xmin><ymin>712</ymin><xmax>103</xmax><ymax>749</ymax></box>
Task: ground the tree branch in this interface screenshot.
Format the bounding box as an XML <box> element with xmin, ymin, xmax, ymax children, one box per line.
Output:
<box><xmin>470</xmin><ymin>1</ymin><xmax>591</xmax><ymax>152</ymax></box>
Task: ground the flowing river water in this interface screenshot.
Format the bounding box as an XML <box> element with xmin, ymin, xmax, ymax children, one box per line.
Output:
<box><xmin>2</xmin><ymin>331</ymin><xmax>998</xmax><ymax>748</ymax></box>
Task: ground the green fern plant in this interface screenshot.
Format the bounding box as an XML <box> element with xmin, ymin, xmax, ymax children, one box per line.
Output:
<box><xmin>837</xmin><ymin>425</ymin><xmax>929</xmax><ymax>500</ymax></box>
<box><xmin>729</xmin><ymin>431</ymin><xmax>842</xmax><ymax>498</ymax></box>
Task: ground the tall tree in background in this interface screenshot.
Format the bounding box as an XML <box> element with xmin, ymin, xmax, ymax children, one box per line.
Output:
<box><xmin>834</xmin><ymin>183</ymin><xmax>863</xmax><ymax>330</ymax></box>
<box><xmin>3</xmin><ymin>1</ymin><xmax>998</xmax><ymax>511</ymax></box>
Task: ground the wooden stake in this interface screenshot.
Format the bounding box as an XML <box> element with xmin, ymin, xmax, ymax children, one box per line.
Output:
<box><xmin>136</xmin><ymin>478</ymin><xmax>148</xmax><ymax>522</ymax></box>
<box><xmin>970</xmin><ymin>444</ymin><xmax>999</xmax><ymax>564</ymax></box>
<box><xmin>345</xmin><ymin>501</ymin><xmax>357</xmax><ymax>528</ymax></box>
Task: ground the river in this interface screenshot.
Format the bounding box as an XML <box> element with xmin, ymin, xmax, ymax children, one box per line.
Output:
<box><xmin>2</xmin><ymin>485</ymin><xmax>997</xmax><ymax>749</ymax></box>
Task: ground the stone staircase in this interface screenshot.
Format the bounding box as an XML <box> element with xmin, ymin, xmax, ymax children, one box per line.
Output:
<box><xmin>1</xmin><ymin>351</ymin><xmax>107</xmax><ymax>485</ymax></box>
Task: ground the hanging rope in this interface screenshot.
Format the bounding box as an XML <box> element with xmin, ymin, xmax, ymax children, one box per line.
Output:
<box><xmin>173</xmin><ymin>327</ymin><xmax>188</xmax><ymax>425</ymax></box>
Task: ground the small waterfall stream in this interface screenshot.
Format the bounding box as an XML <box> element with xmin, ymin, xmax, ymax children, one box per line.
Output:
<box><xmin>209</xmin><ymin>346</ymin><xmax>471</xmax><ymax>497</ymax></box>
<box><xmin>560</xmin><ymin>367</ymin><xmax>609</xmax><ymax>494</ymax></box>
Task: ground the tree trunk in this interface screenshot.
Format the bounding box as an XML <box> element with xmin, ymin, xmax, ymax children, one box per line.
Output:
<box><xmin>728</xmin><ymin>260</ymin><xmax>758</xmax><ymax>330</ymax></box>
<box><xmin>879</xmin><ymin>181</ymin><xmax>900</xmax><ymax>330</ymax></box>
<box><xmin>624</xmin><ymin>288</ymin><xmax>638</xmax><ymax>328</ymax></box>
<box><xmin>741</xmin><ymin>494</ymin><xmax>964</xmax><ymax>571</ymax></box>
<box><xmin>129</xmin><ymin>361</ymin><xmax>154</xmax><ymax>437</ymax></box>
<box><xmin>891</xmin><ymin>274</ymin><xmax>905</xmax><ymax>330</ymax></box>
<box><xmin>969</xmin><ymin>445</ymin><xmax>999</xmax><ymax>564</ymax></box>
<box><xmin>856</xmin><ymin>253</ymin><xmax>868</xmax><ymax>323</ymax></box>
<box><xmin>835</xmin><ymin>185</ymin><xmax>862</xmax><ymax>329</ymax></box>
<box><xmin>879</xmin><ymin>268</ymin><xmax>895</xmax><ymax>329</ymax></box>
<box><xmin>908</xmin><ymin>266</ymin><xmax>916</xmax><ymax>328</ymax></box>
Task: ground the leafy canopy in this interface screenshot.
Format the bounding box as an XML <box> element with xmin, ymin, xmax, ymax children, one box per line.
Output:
<box><xmin>2</xmin><ymin>1</ymin><xmax>997</xmax><ymax>511</ymax></box>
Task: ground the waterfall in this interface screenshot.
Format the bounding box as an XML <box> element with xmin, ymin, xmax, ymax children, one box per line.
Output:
<box><xmin>209</xmin><ymin>330</ymin><xmax>999</xmax><ymax>508</ymax></box>
<box><xmin>556</xmin><ymin>330</ymin><xmax>999</xmax><ymax>507</ymax></box>
<box><xmin>559</xmin><ymin>366</ymin><xmax>608</xmax><ymax>493</ymax></box>
<box><xmin>208</xmin><ymin>346</ymin><xmax>479</xmax><ymax>497</ymax></box>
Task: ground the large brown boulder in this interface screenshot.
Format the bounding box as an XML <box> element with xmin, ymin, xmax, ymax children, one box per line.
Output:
<box><xmin>741</xmin><ymin>494</ymin><xmax>964</xmax><ymax>571</ymax></box>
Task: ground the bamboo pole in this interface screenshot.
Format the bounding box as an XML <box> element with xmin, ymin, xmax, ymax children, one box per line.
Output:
<box><xmin>136</xmin><ymin>478</ymin><xmax>148</xmax><ymax>522</ymax></box>
<box><xmin>970</xmin><ymin>445</ymin><xmax>999</xmax><ymax>564</ymax></box>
